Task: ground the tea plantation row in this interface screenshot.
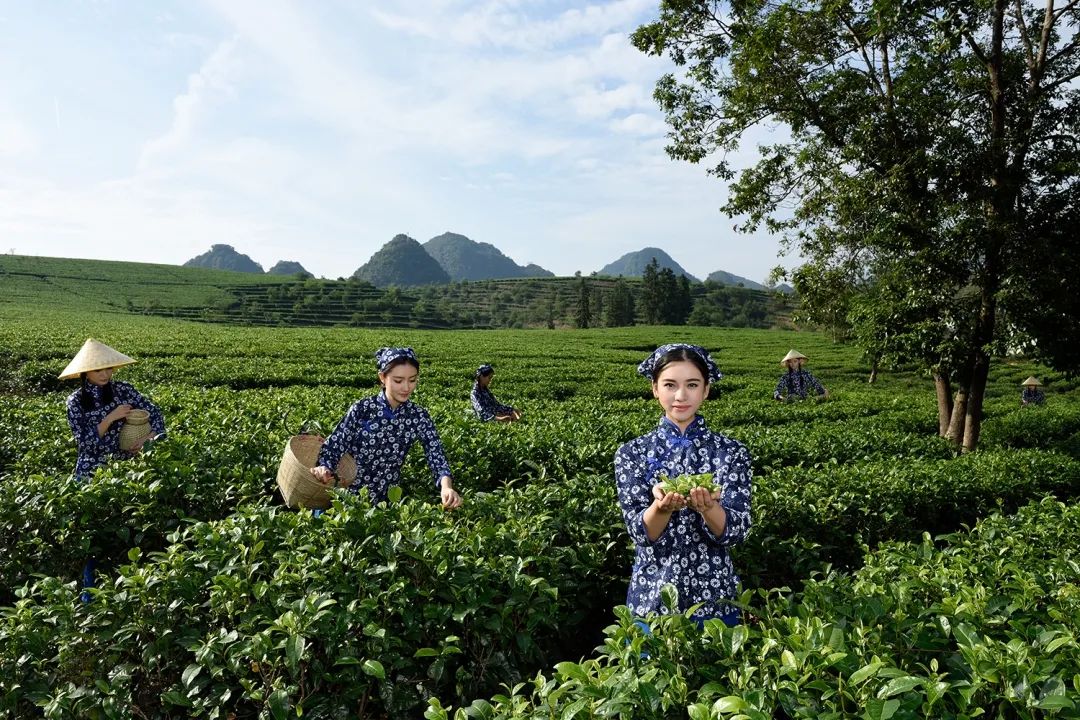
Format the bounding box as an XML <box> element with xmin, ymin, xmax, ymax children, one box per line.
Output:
<box><xmin>1</xmin><ymin>309</ymin><xmax>1078</xmax><ymax>717</ymax></box>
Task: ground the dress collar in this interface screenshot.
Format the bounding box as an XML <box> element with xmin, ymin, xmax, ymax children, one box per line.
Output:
<box><xmin>376</xmin><ymin>389</ymin><xmax>406</xmax><ymax>417</ymax></box>
<box><xmin>657</xmin><ymin>414</ymin><xmax>706</xmax><ymax>438</ymax></box>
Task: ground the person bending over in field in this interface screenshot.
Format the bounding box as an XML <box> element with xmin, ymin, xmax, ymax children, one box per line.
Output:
<box><xmin>60</xmin><ymin>338</ymin><xmax>166</xmax><ymax>602</ymax></box>
<box><xmin>471</xmin><ymin>364</ymin><xmax>521</xmax><ymax>422</ymax></box>
<box><xmin>773</xmin><ymin>349</ymin><xmax>828</xmax><ymax>402</ymax></box>
<box><xmin>310</xmin><ymin>347</ymin><xmax>462</xmax><ymax>509</ymax></box>
<box><xmin>615</xmin><ymin>343</ymin><xmax>752</xmax><ymax>628</ymax></box>
<box><xmin>60</xmin><ymin>338</ymin><xmax>166</xmax><ymax>481</ymax></box>
<box><xmin>1021</xmin><ymin>376</ymin><xmax>1046</xmax><ymax>406</ymax></box>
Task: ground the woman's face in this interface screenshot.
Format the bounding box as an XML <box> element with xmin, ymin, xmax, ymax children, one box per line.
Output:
<box><xmin>380</xmin><ymin>364</ymin><xmax>418</xmax><ymax>407</ymax></box>
<box><xmin>478</xmin><ymin>373</ymin><xmax>493</xmax><ymax>387</ymax></box>
<box><xmin>85</xmin><ymin>368</ymin><xmax>115</xmax><ymax>386</ymax></box>
<box><xmin>652</xmin><ymin>360</ymin><xmax>708</xmax><ymax>429</ymax></box>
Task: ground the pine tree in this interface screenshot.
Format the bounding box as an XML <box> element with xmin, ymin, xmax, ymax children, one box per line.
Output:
<box><xmin>604</xmin><ymin>278</ymin><xmax>636</xmax><ymax>327</ymax></box>
<box><xmin>574</xmin><ymin>277</ymin><xmax>592</xmax><ymax>329</ymax></box>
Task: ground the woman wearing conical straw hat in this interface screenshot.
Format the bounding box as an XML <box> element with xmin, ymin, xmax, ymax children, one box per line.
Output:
<box><xmin>59</xmin><ymin>338</ymin><xmax>166</xmax><ymax>602</ymax></box>
<box><xmin>773</xmin><ymin>349</ymin><xmax>828</xmax><ymax>402</ymax></box>
<box><xmin>59</xmin><ymin>338</ymin><xmax>166</xmax><ymax>481</ymax></box>
<box><xmin>1020</xmin><ymin>377</ymin><xmax>1045</xmax><ymax>406</ymax></box>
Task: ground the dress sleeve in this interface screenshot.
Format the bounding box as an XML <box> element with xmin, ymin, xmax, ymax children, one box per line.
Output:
<box><xmin>807</xmin><ymin>372</ymin><xmax>826</xmax><ymax>396</ymax></box>
<box><xmin>416</xmin><ymin>409</ymin><xmax>452</xmax><ymax>486</ymax></box>
<box><xmin>470</xmin><ymin>384</ymin><xmax>494</xmax><ymax>421</ymax></box>
<box><xmin>615</xmin><ymin>443</ymin><xmax>674</xmax><ymax>553</ymax></box>
<box><xmin>67</xmin><ymin>395</ymin><xmax>112</xmax><ymax>455</ymax></box>
<box><xmin>489</xmin><ymin>390</ymin><xmax>514</xmax><ymax>416</ymax></box>
<box><xmin>318</xmin><ymin>402</ymin><xmax>367</xmax><ymax>476</ymax></box>
<box><xmin>701</xmin><ymin>442</ymin><xmax>753</xmax><ymax>547</ymax></box>
<box><xmin>773</xmin><ymin>375</ymin><xmax>786</xmax><ymax>400</ymax></box>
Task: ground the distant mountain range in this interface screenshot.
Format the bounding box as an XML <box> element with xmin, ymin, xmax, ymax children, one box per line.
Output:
<box><xmin>423</xmin><ymin>232</ymin><xmax>553</xmax><ymax>281</ymax></box>
<box><xmin>267</xmin><ymin>260</ymin><xmax>312</xmax><ymax>277</ymax></box>
<box><xmin>184</xmin><ymin>244</ymin><xmax>264</xmax><ymax>273</ymax></box>
<box><xmin>182</xmin><ymin>237</ymin><xmax>789</xmax><ymax>292</ymax></box>
<box><xmin>597</xmin><ymin>247</ymin><xmax>700</xmax><ymax>283</ymax></box>
<box><xmin>707</xmin><ymin>269</ymin><xmax>794</xmax><ymax>294</ymax></box>
<box><xmin>352</xmin><ymin>234</ymin><xmax>451</xmax><ymax>286</ymax></box>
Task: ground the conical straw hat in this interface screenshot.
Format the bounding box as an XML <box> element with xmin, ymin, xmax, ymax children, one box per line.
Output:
<box><xmin>1020</xmin><ymin>376</ymin><xmax>1043</xmax><ymax>387</ymax></box>
<box><xmin>58</xmin><ymin>338</ymin><xmax>136</xmax><ymax>380</ymax></box>
<box><xmin>781</xmin><ymin>349</ymin><xmax>808</xmax><ymax>365</ymax></box>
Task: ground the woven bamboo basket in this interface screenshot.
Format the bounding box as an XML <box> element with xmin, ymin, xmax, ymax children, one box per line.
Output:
<box><xmin>118</xmin><ymin>409</ymin><xmax>152</xmax><ymax>451</ymax></box>
<box><xmin>276</xmin><ymin>435</ymin><xmax>357</xmax><ymax>509</ymax></box>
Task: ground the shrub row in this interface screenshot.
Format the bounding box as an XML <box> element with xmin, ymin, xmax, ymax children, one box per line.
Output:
<box><xmin>430</xmin><ymin>496</ymin><xmax>1080</xmax><ymax>719</ymax></box>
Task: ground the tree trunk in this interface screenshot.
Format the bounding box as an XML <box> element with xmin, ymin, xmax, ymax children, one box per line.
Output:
<box><xmin>947</xmin><ymin>387</ymin><xmax>968</xmax><ymax>446</ymax></box>
<box><xmin>935</xmin><ymin>373</ymin><xmax>953</xmax><ymax>437</ymax></box>
<box><xmin>868</xmin><ymin>355</ymin><xmax>879</xmax><ymax>384</ymax></box>
<box><xmin>961</xmin><ymin>289</ymin><xmax>999</xmax><ymax>452</ymax></box>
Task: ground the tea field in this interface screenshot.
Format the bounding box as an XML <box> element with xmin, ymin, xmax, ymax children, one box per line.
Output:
<box><xmin>2</xmin><ymin>303</ymin><xmax>1080</xmax><ymax>718</ymax></box>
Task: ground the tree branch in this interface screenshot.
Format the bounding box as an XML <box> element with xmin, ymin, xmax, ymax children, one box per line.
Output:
<box><xmin>1014</xmin><ymin>0</ymin><xmax>1037</xmax><ymax>72</ymax></box>
<box><xmin>840</xmin><ymin>14</ymin><xmax>886</xmax><ymax>99</ymax></box>
<box><xmin>963</xmin><ymin>31</ymin><xmax>990</xmax><ymax>65</ymax></box>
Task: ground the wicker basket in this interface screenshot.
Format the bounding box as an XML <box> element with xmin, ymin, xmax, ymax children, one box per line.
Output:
<box><xmin>118</xmin><ymin>409</ymin><xmax>152</xmax><ymax>451</ymax></box>
<box><xmin>276</xmin><ymin>435</ymin><xmax>357</xmax><ymax>509</ymax></box>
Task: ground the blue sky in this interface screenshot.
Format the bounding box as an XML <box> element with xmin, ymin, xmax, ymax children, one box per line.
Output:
<box><xmin>0</xmin><ymin>0</ymin><xmax>794</xmax><ymax>281</ymax></box>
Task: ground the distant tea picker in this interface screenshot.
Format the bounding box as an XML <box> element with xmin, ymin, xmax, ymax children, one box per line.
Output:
<box><xmin>773</xmin><ymin>349</ymin><xmax>828</xmax><ymax>402</ymax></box>
<box><xmin>60</xmin><ymin>338</ymin><xmax>166</xmax><ymax>481</ymax></box>
<box><xmin>471</xmin><ymin>364</ymin><xmax>521</xmax><ymax>422</ymax></box>
<box><xmin>1021</xmin><ymin>377</ymin><xmax>1046</xmax><ymax>406</ymax></box>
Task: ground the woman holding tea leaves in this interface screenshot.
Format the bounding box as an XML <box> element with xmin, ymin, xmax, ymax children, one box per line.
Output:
<box><xmin>311</xmin><ymin>347</ymin><xmax>462</xmax><ymax>509</ymax></box>
<box><xmin>614</xmin><ymin>343</ymin><xmax>752</xmax><ymax>626</ymax></box>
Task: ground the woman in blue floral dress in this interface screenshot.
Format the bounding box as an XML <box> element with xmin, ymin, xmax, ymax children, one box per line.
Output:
<box><xmin>311</xmin><ymin>347</ymin><xmax>462</xmax><ymax>509</ymax></box>
<box><xmin>1021</xmin><ymin>377</ymin><xmax>1046</xmax><ymax>406</ymax></box>
<box><xmin>615</xmin><ymin>344</ymin><xmax>752</xmax><ymax>626</ymax></box>
<box><xmin>61</xmin><ymin>338</ymin><xmax>166</xmax><ymax>481</ymax></box>
<box><xmin>773</xmin><ymin>349</ymin><xmax>828</xmax><ymax>402</ymax></box>
<box><xmin>470</xmin><ymin>364</ymin><xmax>520</xmax><ymax>422</ymax></box>
<box><xmin>60</xmin><ymin>338</ymin><xmax>166</xmax><ymax>601</ymax></box>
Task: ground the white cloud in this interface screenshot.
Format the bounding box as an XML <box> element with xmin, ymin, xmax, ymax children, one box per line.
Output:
<box><xmin>138</xmin><ymin>37</ymin><xmax>239</xmax><ymax>170</ymax></box>
<box><xmin>609</xmin><ymin>112</ymin><xmax>666</xmax><ymax>136</ymax></box>
<box><xmin>372</xmin><ymin>0</ymin><xmax>654</xmax><ymax>50</ymax></box>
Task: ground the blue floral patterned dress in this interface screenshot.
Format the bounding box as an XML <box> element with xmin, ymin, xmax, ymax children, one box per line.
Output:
<box><xmin>66</xmin><ymin>381</ymin><xmax>166</xmax><ymax>480</ymax></box>
<box><xmin>470</xmin><ymin>382</ymin><xmax>514</xmax><ymax>422</ymax></box>
<box><xmin>773</xmin><ymin>369</ymin><xmax>826</xmax><ymax>400</ymax></box>
<box><xmin>317</xmin><ymin>390</ymin><xmax>452</xmax><ymax>502</ymax></box>
<box><xmin>1022</xmin><ymin>388</ymin><xmax>1045</xmax><ymax>406</ymax></box>
<box><xmin>615</xmin><ymin>415</ymin><xmax>753</xmax><ymax>621</ymax></box>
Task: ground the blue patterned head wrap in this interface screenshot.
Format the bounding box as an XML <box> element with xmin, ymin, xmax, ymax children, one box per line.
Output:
<box><xmin>375</xmin><ymin>347</ymin><xmax>419</xmax><ymax>373</ymax></box>
<box><xmin>475</xmin><ymin>364</ymin><xmax>494</xmax><ymax>378</ymax></box>
<box><xmin>637</xmin><ymin>343</ymin><xmax>721</xmax><ymax>383</ymax></box>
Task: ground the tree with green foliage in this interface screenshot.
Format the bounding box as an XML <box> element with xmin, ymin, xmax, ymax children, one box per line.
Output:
<box><xmin>575</xmin><ymin>277</ymin><xmax>592</xmax><ymax>329</ymax></box>
<box><xmin>604</xmin><ymin>278</ymin><xmax>637</xmax><ymax>327</ymax></box>
<box><xmin>634</xmin><ymin>0</ymin><xmax>1080</xmax><ymax>451</ymax></box>
<box><xmin>640</xmin><ymin>259</ymin><xmax>662</xmax><ymax>324</ymax></box>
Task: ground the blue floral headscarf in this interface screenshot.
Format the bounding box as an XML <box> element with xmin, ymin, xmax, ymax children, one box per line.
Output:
<box><xmin>475</xmin><ymin>364</ymin><xmax>494</xmax><ymax>379</ymax></box>
<box><xmin>637</xmin><ymin>343</ymin><xmax>722</xmax><ymax>383</ymax></box>
<box><xmin>375</xmin><ymin>347</ymin><xmax>419</xmax><ymax>373</ymax></box>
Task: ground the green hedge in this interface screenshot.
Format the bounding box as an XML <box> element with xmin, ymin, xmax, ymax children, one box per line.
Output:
<box><xmin>431</xmin><ymin>496</ymin><xmax>1080</xmax><ymax>719</ymax></box>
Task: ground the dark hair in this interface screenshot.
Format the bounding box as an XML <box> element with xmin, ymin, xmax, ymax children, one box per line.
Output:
<box><xmin>79</xmin><ymin>373</ymin><xmax>114</xmax><ymax>410</ymax></box>
<box><xmin>476</xmin><ymin>367</ymin><xmax>494</xmax><ymax>379</ymax></box>
<box><xmin>650</xmin><ymin>347</ymin><xmax>710</xmax><ymax>383</ymax></box>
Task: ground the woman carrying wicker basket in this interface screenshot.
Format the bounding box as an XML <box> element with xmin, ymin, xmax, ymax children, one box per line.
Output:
<box><xmin>310</xmin><ymin>347</ymin><xmax>462</xmax><ymax>509</ymax></box>
<box><xmin>60</xmin><ymin>338</ymin><xmax>166</xmax><ymax>481</ymax></box>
